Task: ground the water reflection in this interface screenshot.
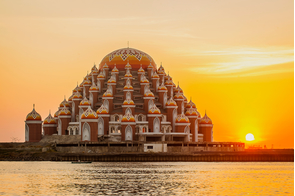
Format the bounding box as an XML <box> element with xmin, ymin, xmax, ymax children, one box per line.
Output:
<box><xmin>0</xmin><ymin>162</ymin><xmax>293</xmax><ymax>195</ymax></box>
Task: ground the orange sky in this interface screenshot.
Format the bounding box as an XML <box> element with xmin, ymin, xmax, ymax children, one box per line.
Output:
<box><xmin>0</xmin><ymin>0</ymin><xmax>293</xmax><ymax>148</ymax></box>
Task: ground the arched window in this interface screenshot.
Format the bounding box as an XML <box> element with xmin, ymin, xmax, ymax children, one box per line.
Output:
<box><xmin>138</xmin><ymin>115</ymin><xmax>143</xmax><ymax>121</ymax></box>
<box><xmin>153</xmin><ymin>117</ymin><xmax>160</xmax><ymax>133</ymax></box>
<box><xmin>82</xmin><ymin>123</ymin><xmax>91</xmax><ymax>141</ymax></box>
<box><xmin>148</xmin><ymin>99</ymin><xmax>154</xmax><ymax>111</ymax></box>
<box><xmin>143</xmin><ymin>127</ymin><xmax>146</xmax><ymax>133</ymax></box>
<box><xmin>71</xmin><ymin>102</ymin><xmax>75</xmax><ymax>122</ymax></box>
<box><xmin>70</xmin><ymin>129</ymin><xmax>73</xmax><ymax>135</ymax></box>
<box><xmin>144</xmin><ymin>84</ymin><xmax>149</xmax><ymax>94</ymax></box>
<box><xmin>111</xmin><ymin>127</ymin><xmax>115</xmax><ymax>134</ymax></box>
<box><xmin>125</xmin><ymin>107</ymin><xmax>132</xmax><ymax>115</ymax></box>
<box><xmin>173</xmin><ymin>109</ymin><xmax>177</xmax><ymax>132</ymax></box>
<box><xmin>136</xmin><ymin>127</ymin><xmax>139</xmax><ymax>133</ymax></box>
<box><xmin>97</xmin><ymin>80</ymin><xmax>101</xmax><ymax>92</ymax></box>
<box><xmin>58</xmin><ymin>119</ymin><xmax>62</xmax><ymax>135</ymax></box>
<box><xmin>104</xmin><ymin>100</ymin><xmax>109</xmax><ymax>112</ymax></box>
<box><xmin>89</xmin><ymin>93</ymin><xmax>93</xmax><ymax>108</ymax></box>
<box><xmin>75</xmin><ymin>128</ymin><xmax>79</xmax><ymax>135</ymax></box>
<box><xmin>25</xmin><ymin>124</ymin><xmax>29</xmax><ymax>142</ymax></box>
<box><xmin>184</xmin><ymin>126</ymin><xmax>190</xmax><ymax>133</ymax></box>
<box><xmin>79</xmin><ymin>108</ymin><xmax>83</xmax><ymax>119</ymax></box>
<box><xmin>117</xmin><ymin>126</ymin><xmax>121</xmax><ymax>134</ymax></box>
<box><xmin>125</xmin><ymin>125</ymin><xmax>132</xmax><ymax>141</ymax></box>
<box><xmin>163</xmin><ymin>92</ymin><xmax>167</xmax><ymax>109</ymax></box>
<box><xmin>98</xmin><ymin>117</ymin><xmax>104</xmax><ymax>135</ymax></box>
<box><xmin>83</xmin><ymin>87</ymin><xmax>86</xmax><ymax>98</ymax></box>
<box><xmin>115</xmin><ymin>115</ymin><xmax>120</xmax><ymax>122</ymax></box>
<box><xmin>126</xmin><ymin>91</ymin><xmax>131</xmax><ymax>99</ymax></box>
<box><xmin>156</xmin><ymin>80</ymin><xmax>159</xmax><ymax>92</ymax></box>
<box><xmin>195</xmin><ymin>119</ymin><xmax>199</xmax><ymax>142</ymax></box>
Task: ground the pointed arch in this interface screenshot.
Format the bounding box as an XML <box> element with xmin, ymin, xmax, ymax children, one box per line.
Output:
<box><xmin>156</xmin><ymin>80</ymin><xmax>159</xmax><ymax>92</ymax></box>
<box><xmin>108</xmin><ymin>85</ymin><xmax>113</xmax><ymax>94</ymax></box>
<box><xmin>172</xmin><ymin>108</ymin><xmax>177</xmax><ymax>132</ymax></box>
<box><xmin>97</xmin><ymin>80</ymin><xmax>101</xmax><ymax>92</ymax></box>
<box><xmin>25</xmin><ymin>124</ymin><xmax>29</xmax><ymax>142</ymax></box>
<box><xmin>125</xmin><ymin>107</ymin><xmax>132</xmax><ymax>115</ymax></box>
<box><xmin>126</xmin><ymin>91</ymin><xmax>131</xmax><ymax>99</ymax></box>
<box><xmin>184</xmin><ymin>125</ymin><xmax>190</xmax><ymax>133</ymax></box>
<box><xmin>58</xmin><ymin>119</ymin><xmax>62</xmax><ymax>135</ymax></box>
<box><xmin>148</xmin><ymin>99</ymin><xmax>154</xmax><ymax>111</ymax></box>
<box><xmin>144</xmin><ymin>85</ymin><xmax>149</xmax><ymax>94</ymax></box>
<box><xmin>125</xmin><ymin>125</ymin><xmax>132</xmax><ymax>141</ymax></box>
<box><xmin>153</xmin><ymin>117</ymin><xmax>160</xmax><ymax>133</ymax></box>
<box><xmin>195</xmin><ymin>119</ymin><xmax>199</xmax><ymax>142</ymax></box>
<box><xmin>89</xmin><ymin>92</ymin><xmax>93</xmax><ymax>108</ymax></box>
<box><xmin>181</xmin><ymin>102</ymin><xmax>184</xmax><ymax>113</ymax></box>
<box><xmin>163</xmin><ymin>92</ymin><xmax>167</xmax><ymax>109</ymax></box>
<box><xmin>98</xmin><ymin>117</ymin><xmax>104</xmax><ymax>135</ymax></box>
<box><xmin>79</xmin><ymin>108</ymin><xmax>83</xmax><ymax>119</ymax></box>
<box><xmin>71</xmin><ymin>101</ymin><xmax>75</xmax><ymax>122</ymax></box>
<box><xmin>83</xmin><ymin>87</ymin><xmax>86</xmax><ymax>98</ymax></box>
<box><xmin>82</xmin><ymin>122</ymin><xmax>91</xmax><ymax>141</ymax></box>
<box><xmin>103</xmin><ymin>99</ymin><xmax>109</xmax><ymax>112</ymax></box>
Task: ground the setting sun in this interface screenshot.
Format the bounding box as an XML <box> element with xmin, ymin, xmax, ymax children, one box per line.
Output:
<box><xmin>246</xmin><ymin>133</ymin><xmax>255</xmax><ymax>141</ymax></box>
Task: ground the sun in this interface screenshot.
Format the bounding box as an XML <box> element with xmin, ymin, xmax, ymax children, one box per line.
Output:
<box><xmin>246</xmin><ymin>133</ymin><xmax>255</xmax><ymax>141</ymax></box>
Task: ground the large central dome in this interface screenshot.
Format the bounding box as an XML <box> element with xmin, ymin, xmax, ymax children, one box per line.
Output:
<box><xmin>99</xmin><ymin>48</ymin><xmax>157</xmax><ymax>71</ymax></box>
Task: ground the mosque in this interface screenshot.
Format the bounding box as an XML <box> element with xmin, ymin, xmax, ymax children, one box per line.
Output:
<box><xmin>25</xmin><ymin>48</ymin><xmax>213</xmax><ymax>143</ymax></box>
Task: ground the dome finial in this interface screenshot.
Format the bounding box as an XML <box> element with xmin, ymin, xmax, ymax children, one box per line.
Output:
<box><xmin>49</xmin><ymin>110</ymin><xmax>51</xmax><ymax>115</ymax></box>
<box><xmin>127</xmin><ymin>41</ymin><xmax>129</xmax><ymax>48</ymax></box>
<box><xmin>77</xmin><ymin>82</ymin><xmax>78</xmax><ymax>87</ymax></box>
<box><xmin>178</xmin><ymin>81</ymin><xmax>179</xmax><ymax>87</ymax></box>
<box><xmin>64</xmin><ymin>95</ymin><xmax>66</xmax><ymax>100</ymax></box>
<box><xmin>33</xmin><ymin>104</ymin><xmax>35</xmax><ymax>110</ymax></box>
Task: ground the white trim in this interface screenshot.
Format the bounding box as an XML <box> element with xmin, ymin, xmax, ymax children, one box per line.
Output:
<box><xmin>83</xmin><ymin>84</ymin><xmax>91</xmax><ymax>87</ymax></box>
<box><xmin>73</xmin><ymin>98</ymin><xmax>83</xmax><ymax>101</ymax></box>
<box><xmin>107</xmin><ymin>83</ymin><xmax>116</xmax><ymax>85</ymax></box>
<box><xmin>187</xmin><ymin>116</ymin><xmax>198</xmax><ymax>119</ymax></box>
<box><xmin>140</xmin><ymin>83</ymin><xmax>149</xmax><ymax>85</ymax></box>
<box><xmin>161</xmin><ymin>122</ymin><xmax>171</xmax><ymax>125</ymax></box>
<box><xmin>175</xmin><ymin>123</ymin><xmax>191</xmax><ymax>126</ymax></box>
<box><xmin>97</xmin><ymin>114</ymin><xmax>110</xmax><ymax>117</ymax></box>
<box><xmin>135</xmin><ymin>121</ymin><xmax>149</xmax><ymax>124</ymax></box>
<box><xmin>199</xmin><ymin>124</ymin><xmax>213</xmax><ymax>127</ymax></box>
<box><xmin>81</xmin><ymin>119</ymin><xmax>98</xmax><ymax>123</ymax></box>
<box><xmin>58</xmin><ymin>115</ymin><xmax>71</xmax><ymax>119</ymax></box>
<box><xmin>121</xmin><ymin>122</ymin><xmax>136</xmax><ymax>125</ymax></box>
<box><xmin>143</xmin><ymin>97</ymin><xmax>155</xmax><ymax>100</ymax></box>
<box><xmin>174</xmin><ymin>99</ymin><xmax>184</xmax><ymax>101</ymax></box>
<box><xmin>158</xmin><ymin>90</ymin><xmax>167</xmax><ymax>93</ymax></box>
<box><xmin>147</xmin><ymin>114</ymin><xmax>162</xmax><ymax>117</ymax></box>
<box><xmin>89</xmin><ymin>90</ymin><xmax>99</xmax><ymax>92</ymax></box>
<box><xmin>166</xmin><ymin>106</ymin><xmax>178</xmax><ymax>108</ymax></box>
<box><xmin>122</xmin><ymin>105</ymin><xmax>135</xmax><ymax>108</ymax></box>
<box><xmin>79</xmin><ymin>105</ymin><xmax>90</xmax><ymax>109</ymax></box>
<box><xmin>123</xmin><ymin>89</ymin><xmax>134</xmax><ymax>92</ymax></box>
<box><xmin>25</xmin><ymin>121</ymin><xmax>43</xmax><ymax>124</ymax></box>
<box><xmin>43</xmin><ymin>124</ymin><xmax>57</xmax><ymax>127</ymax></box>
<box><xmin>58</xmin><ymin>107</ymin><xmax>70</xmax><ymax>110</ymax></box>
<box><xmin>102</xmin><ymin>97</ymin><xmax>113</xmax><ymax>100</ymax></box>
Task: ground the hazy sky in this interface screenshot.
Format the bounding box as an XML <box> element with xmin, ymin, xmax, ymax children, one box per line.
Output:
<box><xmin>0</xmin><ymin>0</ymin><xmax>293</xmax><ymax>148</ymax></box>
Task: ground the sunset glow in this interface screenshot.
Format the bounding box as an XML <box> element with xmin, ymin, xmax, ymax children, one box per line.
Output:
<box><xmin>0</xmin><ymin>0</ymin><xmax>293</xmax><ymax>148</ymax></box>
<box><xmin>246</xmin><ymin>134</ymin><xmax>255</xmax><ymax>141</ymax></box>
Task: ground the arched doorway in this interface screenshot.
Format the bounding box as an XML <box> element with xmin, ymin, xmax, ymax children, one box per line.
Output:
<box><xmin>125</xmin><ymin>125</ymin><xmax>132</xmax><ymax>141</ymax></box>
<box><xmin>98</xmin><ymin>117</ymin><xmax>104</xmax><ymax>135</ymax></box>
<box><xmin>153</xmin><ymin>117</ymin><xmax>160</xmax><ymax>133</ymax></box>
<box><xmin>82</xmin><ymin>123</ymin><xmax>91</xmax><ymax>141</ymax></box>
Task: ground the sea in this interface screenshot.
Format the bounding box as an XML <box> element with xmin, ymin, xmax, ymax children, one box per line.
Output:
<box><xmin>0</xmin><ymin>162</ymin><xmax>293</xmax><ymax>195</ymax></box>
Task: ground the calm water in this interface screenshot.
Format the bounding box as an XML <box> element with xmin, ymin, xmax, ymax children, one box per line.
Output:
<box><xmin>0</xmin><ymin>162</ymin><xmax>293</xmax><ymax>195</ymax></box>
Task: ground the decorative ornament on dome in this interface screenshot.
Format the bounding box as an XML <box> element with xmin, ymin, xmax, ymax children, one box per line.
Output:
<box><xmin>91</xmin><ymin>65</ymin><xmax>99</xmax><ymax>75</ymax></box>
<box><xmin>103</xmin><ymin>63</ymin><xmax>109</xmax><ymax>69</ymax></box>
<box><xmin>121</xmin><ymin>110</ymin><xmax>135</xmax><ymax>122</ymax></box>
<box><xmin>166</xmin><ymin>97</ymin><xmax>177</xmax><ymax>106</ymax></box>
<box><xmin>79</xmin><ymin>81</ymin><xmax>84</xmax><ymax>87</ymax></box>
<box><xmin>147</xmin><ymin>63</ymin><xmax>154</xmax><ymax>69</ymax></box>
<box><xmin>183</xmin><ymin>96</ymin><xmax>188</xmax><ymax>102</ymax></box>
<box><xmin>73</xmin><ymin>92</ymin><xmax>83</xmax><ymax>99</ymax></box>
<box><xmin>81</xmin><ymin>107</ymin><xmax>98</xmax><ymax>119</ymax></box>
<box><xmin>186</xmin><ymin>100</ymin><xmax>196</xmax><ymax>108</ymax></box>
<box><xmin>60</xmin><ymin>98</ymin><xmax>70</xmax><ymax>108</ymax></box>
<box><xmin>89</xmin><ymin>82</ymin><xmax>99</xmax><ymax>91</ymax></box>
<box><xmin>103</xmin><ymin>89</ymin><xmax>113</xmax><ymax>97</ymax></box>
<box><xmin>44</xmin><ymin>113</ymin><xmax>56</xmax><ymax>124</ymax></box>
<box><xmin>185</xmin><ymin>106</ymin><xmax>201</xmax><ymax>118</ymax></box>
<box><xmin>123</xmin><ymin>98</ymin><xmax>135</xmax><ymax>105</ymax></box>
<box><xmin>175</xmin><ymin>83</ymin><xmax>183</xmax><ymax>94</ymax></box>
<box><xmin>144</xmin><ymin>89</ymin><xmax>155</xmax><ymax>97</ymax></box>
<box><xmin>97</xmin><ymin>72</ymin><xmax>105</xmax><ymax>79</ymax></box>
<box><xmin>96</xmin><ymin>104</ymin><xmax>109</xmax><ymax>114</ymax></box>
<box><xmin>176</xmin><ymin>113</ymin><xmax>190</xmax><ymax>123</ymax></box>
<box><xmin>148</xmin><ymin>104</ymin><xmax>161</xmax><ymax>114</ymax></box>
<box><xmin>59</xmin><ymin>106</ymin><xmax>71</xmax><ymax>116</ymax></box>
<box><xmin>112</xmin><ymin>65</ymin><xmax>119</xmax><ymax>73</ymax></box>
<box><xmin>80</xmin><ymin>97</ymin><xmax>91</xmax><ymax>106</ymax></box>
<box><xmin>137</xmin><ymin>64</ymin><xmax>145</xmax><ymax>73</ymax></box>
<box><xmin>140</xmin><ymin>75</ymin><xmax>149</xmax><ymax>83</ymax></box>
<box><xmin>158</xmin><ymin>82</ymin><xmax>167</xmax><ymax>91</ymax></box>
<box><xmin>124</xmin><ymin>69</ymin><xmax>132</xmax><ymax>77</ymax></box>
<box><xmin>26</xmin><ymin>105</ymin><xmax>42</xmax><ymax>121</ymax></box>
<box><xmin>174</xmin><ymin>93</ymin><xmax>184</xmax><ymax>100</ymax></box>
<box><xmin>91</xmin><ymin>64</ymin><xmax>97</xmax><ymax>71</ymax></box>
<box><xmin>68</xmin><ymin>94</ymin><xmax>74</xmax><ymax>102</ymax></box>
<box><xmin>83</xmin><ymin>78</ymin><xmax>92</xmax><ymax>85</ymax></box>
<box><xmin>165</xmin><ymin>78</ymin><xmax>173</xmax><ymax>86</ymax></box>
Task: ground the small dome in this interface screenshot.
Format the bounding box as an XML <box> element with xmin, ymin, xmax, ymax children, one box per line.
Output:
<box><xmin>68</xmin><ymin>94</ymin><xmax>74</xmax><ymax>102</ymax></box>
<box><xmin>174</xmin><ymin>93</ymin><xmax>184</xmax><ymax>100</ymax></box>
<box><xmin>183</xmin><ymin>96</ymin><xmax>188</xmax><ymax>102</ymax></box>
<box><xmin>148</xmin><ymin>104</ymin><xmax>161</xmax><ymax>114</ymax></box>
<box><xmin>151</xmin><ymin>72</ymin><xmax>159</xmax><ymax>78</ymax></box>
<box><xmin>81</xmin><ymin>107</ymin><xmax>98</xmax><ymax>119</ymax></box>
<box><xmin>103</xmin><ymin>89</ymin><xmax>113</xmax><ymax>97</ymax></box>
<box><xmin>158</xmin><ymin>83</ymin><xmax>167</xmax><ymax>91</ymax></box>
<box><xmin>60</xmin><ymin>99</ymin><xmax>70</xmax><ymax>107</ymax></box>
<box><xmin>73</xmin><ymin>92</ymin><xmax>82</xmax><ymax>99</ymax></box>
<box><xmin>103</xmin><ymin>63</ymin><xmax>109</xmax><ymax>69</ymax></box>
<box><xmin>199</xmin><ymin>113</ymin><xmax>212</xmax><ymax>124</ymax></box>
<box><xmin>124</xmin><ymin>69</ymin><xmax>132</xmax><ymax>77</ymax></box>
<box><xmin>59</xmin><ymin>106</ymin><xmax>71</xmax><ymax>116</ymax></box>
<box><xmin>121</xmin><ymin>110</ymin><xmax>135</xmax><ymax>122</ymax></box>
<box><xmin>112</xmin><ymin>65</ymin><xmax>119</xmax><ymax>73</ymax></box>
<box><xmin>107</xmin><ymin>76</ymin><xmax>116</xmax><ymax>83</ymax></box>
<box><xmin>176</xmin><ymin>113</ymin><xmax>190</xmax><ymax>123</ymax></box>
<box><xmin>147</xmin><ymin>63</ymin><xmax>154</xmax><ymax>69</ymax></box>
<box><xmin>138</xmin><ymin>65</ymin><xmax>145</xmax><ymax>73</ymax></box>
<box><xmin>96</xmin><ymin>104</ymin><xmax>109</xmax><ymax>114</ymax></box>
<box><xmin>91</xmin><ymin>64</ymin><xmax>99</xmax><ymax>74</ymax></box>
<box><xmin>97</xmin><ymin>72</ymin><xmax>105</xmax><ymax>78</ymax></box>
<box><xmin>186</xmin><ymin>100</ymin><xmax>196</xmax><ymax>108</ymax></box>
<box><xmin>165</xmin><ymin>79</ymin><xmax>173</xmax><ymax>85</ymax></box>
<box><xmin>123</xmin><ymin>98</ymin><xmax>135</xmax><ymax>105</ymax></box>
<box><xmin>83</xmin><ymin>79</ymin><xmax>92</xmax><ymax>85</ymax></box>
<box><xmin>144</xmin><ymin>90</ymin><xmax>154</xmax><ymax>97</ymax></box>
<box><xmin>175</xmin><ymin>85</ymin><xmax>183</xmax><ymax>94</ymax></box>
<box><xmin>79</xmin><ymin>81</ymin><xmax>84</xmax><ymax>87</ymax></box>
<box><xmin>54</xmin><ymin>110</ymin><xmax>59</xmax><ymax>118</ymax></box>
<box><xmin>80</xmin><ymin>97</ymin><xmax>91</xmax><ymax>106</ymax></box>
<box><xmin>84</xmin><ymin>74</ymin><xmax>92</xmax><ymax>81</ymax></box>
<box><xmin>124</xmin><ymin>82</ymin><xmax>134</xmax><ymax>90</ymax></box>
<box><xmin>185</xmin><ymin>107</ymin><xmax>201</xmax><ymax>118</ymax></box>
<box><xmin>89</xmin><ymin>83</ymin><xmax>99</xmax><ymax>91</ymax></box>
<box><xmin>44</xmin><ymin>113</ymin><xmax>56</xmax><ymax>124</ymax></box>
<box><xmin>166</xmin><ymin>97</ymin><xmax>177</xmax><ymax>106</ymax></box>
<box><xmin>26</xmin><ymin>106</ymin><xmax>42</xmax><ymax>121</ymax></box>
<box><xmin>140</xmin><ymin>76</ymin><xmax>149</xmax><ymax>83</ymax></box>
<box><xmin>125</xmin><ymin>61</ymin><xmax>132</xmax><ymax>69</ymax></box>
